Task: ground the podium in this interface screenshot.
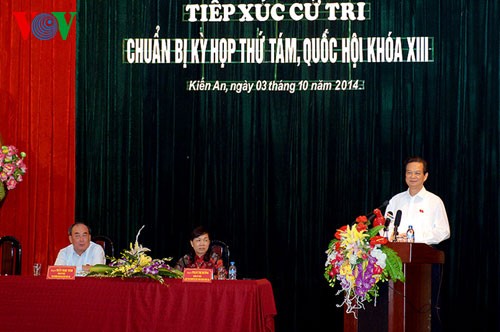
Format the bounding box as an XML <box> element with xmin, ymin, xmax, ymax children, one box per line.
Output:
<box><xmin>344</xmin><ymin>242</ymin><xmax>444</xmax><ymax>332</ymax></box>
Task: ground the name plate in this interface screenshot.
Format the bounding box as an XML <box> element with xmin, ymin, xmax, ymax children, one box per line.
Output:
<box><xmin>182</xmin><ymin>268</ymin><xmax>213</xmax><ymax>283</ymax></box>
<box><xmin>46</xmin><ymin>266</ymin><xmax>76</xmax><ymax>280</ymax></box>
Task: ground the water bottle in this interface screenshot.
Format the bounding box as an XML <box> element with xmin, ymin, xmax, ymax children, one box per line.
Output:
<box><xmin>228</xmin><ymin>261</ymin><xmax>237</xmax><ymax>280</ymax></box>
<box><xmin>406</xmin><ymin>225</ymin><xmax>415</xmax><ymax>243</ymax></box>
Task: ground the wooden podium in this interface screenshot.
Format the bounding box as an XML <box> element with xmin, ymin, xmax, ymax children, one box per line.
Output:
<box><xmin>344</xmin><ymin>242</ymin><xmax>444</xmax><ymax>332</ymax></box>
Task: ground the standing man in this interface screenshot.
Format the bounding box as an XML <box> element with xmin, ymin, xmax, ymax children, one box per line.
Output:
<box><xmin>385</xmin><ymin>156</ymin><xmax>450</xmax><ymax>245</ymax></box>
<box><xmin>385</xmin><ymin>156</ymin><xmax>451</xmax><ymax>331</ymax></box>
<box><xmin>54</xmin><ymin>222</ymin><xmax>106</xmax><ymax>275</ymax></box>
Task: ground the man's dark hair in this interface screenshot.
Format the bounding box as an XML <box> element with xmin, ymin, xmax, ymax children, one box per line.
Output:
<box><xmin>404</xmin><ymin>156</ymin><xmax>428</xmax><ymax>174</ymax></box>
<box><xmin>68</xmin><ymin>222</ymin><xmax>91</xmax><ymax>236</ymax></box>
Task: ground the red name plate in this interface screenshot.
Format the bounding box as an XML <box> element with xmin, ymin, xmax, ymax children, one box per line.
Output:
<box><xmin>182</xmin><ymin>268</ymin><xmax>213</xmax><ymax>283</ymax></box>
<box><xmin>46</xmin><ymin>266</ymin><xmax>76</xmax><ymax>280</ymax></box>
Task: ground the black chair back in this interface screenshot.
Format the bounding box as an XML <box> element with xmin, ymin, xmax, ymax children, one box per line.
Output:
<box><xmin>92</xmin><ymin>235</ymin><xmax>115</xmax><ymax>263</ymax></box>
<box><xmin>0</xmin><ymin>235</ymin><xmax>22</xmax><ymax>275</ymax></box>
<box><xmin>210</xmin><ymin>240</ymin><xmax>230</xmax><ymax>270</ymax></box>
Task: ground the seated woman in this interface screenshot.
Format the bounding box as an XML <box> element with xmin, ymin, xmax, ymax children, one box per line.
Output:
<box><xmin>175</xmin><ymin>226</ymin><xmax>226</xmax><ymax>278</ymax></box>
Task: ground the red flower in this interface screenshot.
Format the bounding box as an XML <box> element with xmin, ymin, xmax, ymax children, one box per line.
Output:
<box><xmin>356</xmin><ymin>223</ymin><xmax>368</xmax><ymax>232</ymax></box>
<box><xmin>335</xmin><ymin>225</ymin><xmax>348</xmax><ymax>239</ymax></box>
<box><xmin>355</xmin><ymin>215</ymin><xmax>368</xmax><ymax>223</ymax></box>
<box><xmin>372</xmin><ymin>208</ymin><xmax>385</xmax><ymax>227</ymax></box>
<box><xmin>370</xmin><ymin>235</ymin><xmax>388</xmax><ymax>246</ymax></box>
<box><xmin>372</xmin><ymin>264</ymin><xmax>383</xmax><ymax>275</ymax></box>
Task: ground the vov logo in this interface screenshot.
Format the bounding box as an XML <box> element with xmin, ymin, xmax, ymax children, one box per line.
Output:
<box><xmin>13</xmin><ymin>12</ymin><xmax>77</xmax><ymax>41</ymax></box>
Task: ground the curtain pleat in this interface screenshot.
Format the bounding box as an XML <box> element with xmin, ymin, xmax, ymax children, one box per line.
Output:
<box><xmin>0</xmin><ymin>0</ymin><xmax>76</xmax><ymax>274</ymax></box>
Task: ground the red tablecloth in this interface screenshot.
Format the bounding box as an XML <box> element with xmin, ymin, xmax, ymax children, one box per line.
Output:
<box><xmin>0</xmin><ymin>276</ymin><xmax>277</xmax><ymax>332</ymax></box>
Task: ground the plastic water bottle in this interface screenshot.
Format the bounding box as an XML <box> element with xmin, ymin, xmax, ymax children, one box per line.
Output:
<box><xmin>228</xmin><ymin>261</ymin><xmax>237</xmax><ymax>280</ymax></box>
<box><xmin>406</xmin><ymin>225</ymin><xmax>415</xmax><ymax>243</ymax></box>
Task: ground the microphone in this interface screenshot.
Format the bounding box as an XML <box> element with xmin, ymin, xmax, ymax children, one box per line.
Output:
<box><xmin>394</xmin><ymin>210</ymin><xmax>402</xmax><ymax>227</ymax></box>
<box><xmin>384</xmin><ymin>211</ymin><xmax>393</xmax><ymax>230</ymax></box>
<box><xmin>393</xmin><ymin>210</ymin><xmax>402</xmax><ymax>241</ymax></box>
<box><xmin>382</xmin><ymin>211</ymin><xmax>393</xmax><ymax>238</ymax></box>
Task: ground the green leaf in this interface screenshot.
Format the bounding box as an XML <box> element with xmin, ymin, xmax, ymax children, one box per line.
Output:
<box><xmin>381</xmin><ymin>246</ymin><xmax>405</xmax><ymax>282</ymax></box>
<box><xmin>159</xmin><ymin>267</ymin><xmax>184</xmax><ymax>279</ymax></box>
<box><xmin>0</xmin><ymin>182</ymin><xmax>5</xmax><ymax>202</ymax></box>
<box><xmin>368</xmin><ymin>225</ymin><xmax>384</xmax><ymax>238</ymax></box>
<box><xmin>326</xmin><ymin>238</ymin><xmax>338</xmax><ymax>250</ymax></box>
<box><xmin>88</xmin><ymin>264</ymin><xmax>115</xmax><ymax>275</ymax></box>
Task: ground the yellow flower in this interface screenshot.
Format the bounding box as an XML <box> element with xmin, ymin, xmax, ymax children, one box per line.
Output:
<box><xmin>139</xmin><ymin>254</ymin><xmax>152</xmax><ymax>266</ymax></box>
<box><xmin>340</xmin><ymin>261</ymin><xmax>356</xmax><ymax>283</ymax></box>
<box><xmin>115</xmin><ymin>265</ymin><xmax>129</xmax><ymax>274</ymax></box>
<box><xmin>340</xmin><ymin>225</ymin><xmax>368</xmax><ymax>247</ymax></box>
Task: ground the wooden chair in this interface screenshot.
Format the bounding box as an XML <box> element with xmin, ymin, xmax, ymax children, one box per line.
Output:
<box><xmin>92</xmin><ymin>235</ymin><xmax>115</xmax><ymax>263</ymax></box>
<box><xmin>0</xmin><ymin>235</ymin><xmax>22</xmax><ymax>275</ymax></box>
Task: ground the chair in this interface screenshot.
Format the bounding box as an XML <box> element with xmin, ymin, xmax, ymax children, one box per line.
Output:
<box><xmin>92</xmin><ymin>235</ymin><xmax>115</xmax><ymax>263</ymax></box>
<box><xmin>210</xmin><ymin>240</ymin><xmax>230</xmax><ymax>270</ymax></box>
<box><xmin>0</xmin><ymin>235</ymin><xmax>22</xmax><ymax>275</ymax></box>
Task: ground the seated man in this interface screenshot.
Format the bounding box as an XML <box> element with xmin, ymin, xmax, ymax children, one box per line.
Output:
<box><xmin>54</xmin><ymin>222</ymin><xmax>105</xmax><ymax>276</ymax></box>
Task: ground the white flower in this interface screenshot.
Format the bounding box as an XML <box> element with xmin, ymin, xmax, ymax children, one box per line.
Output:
<box><xmin>370</xmin><ymin>247</ymin><xmax>387</xmax><ymax>269</ymax></box>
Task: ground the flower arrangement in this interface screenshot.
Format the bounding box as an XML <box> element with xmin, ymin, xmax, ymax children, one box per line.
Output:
<box><xmin>324</xmin><ymin>209</ymin><xmax>405</xmax><ymax>316</ymax></box>
<box><xmin>0</xmin><ymin>145</ymin><xmax>27</xmax><ymax>196</ymax></box>
<box><xmin>88</xmin><ymin>225</ymin><xmax>183</xmax><ymax>283</ymax></box>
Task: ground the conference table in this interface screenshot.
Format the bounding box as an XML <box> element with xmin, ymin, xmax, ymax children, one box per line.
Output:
<box><xmin>0</xmin><ymin>275</ymin><xmax>277</xmax><ymax>332</ymax></box>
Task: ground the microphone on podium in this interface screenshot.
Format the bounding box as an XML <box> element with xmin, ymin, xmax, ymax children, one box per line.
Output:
<box><xmin>394</xmin><ymin>210</ymin><xmax>402</xmax><ymax>227</ymax></box>
<box><xmin>393</xmin><ymin>210</ymin><xmax>402</xmax><ymax>241</ymax></box>
<box><xmin>384</xmin><ymin>211</ymin><xmax>394</xmax><ymax>231</ymax></box>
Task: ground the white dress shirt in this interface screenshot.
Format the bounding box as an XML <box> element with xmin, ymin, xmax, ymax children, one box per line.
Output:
<box><xmin>54</xmin><ymin>241</ymin><xmax>106</xmax><ymax>275</ymax></box>
<box><xmin>384</xmin><ymin>187</ymin><xmax>450</xmax><ymax>245</ymax></box>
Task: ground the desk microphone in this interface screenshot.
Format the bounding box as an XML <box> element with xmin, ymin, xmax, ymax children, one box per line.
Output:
<box><xmin>384</xmin><ymin>211</ymin><xmax>393</xmax><ymax>232</ymax></box>
<box><xmin>393</xmin><ymin>210</ymin><xmax>402</xmax><ymax>241</ymax></box>
<box><xmin>382</xmin><ymin>211</ymin><xmax>393</xmax><ymax>239</ymax></box>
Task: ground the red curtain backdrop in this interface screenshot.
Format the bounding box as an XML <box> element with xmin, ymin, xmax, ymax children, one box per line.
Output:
<box><xmin>0</xmin><ymin>0</ymin><xmax>76</xmax><ymax>275</ymax></box>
